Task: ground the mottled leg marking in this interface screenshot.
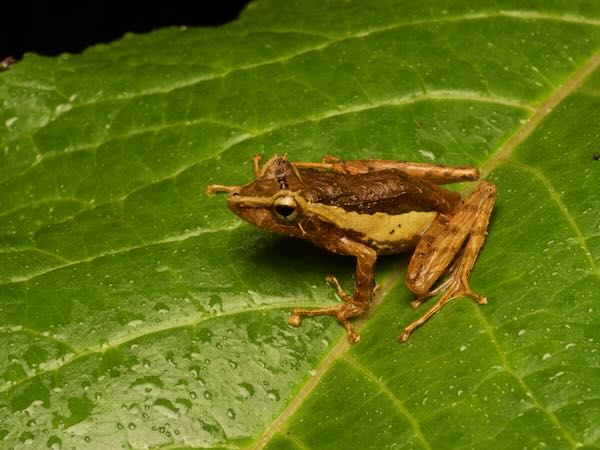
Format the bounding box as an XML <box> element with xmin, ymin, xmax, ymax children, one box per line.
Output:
<box><xmin>288</xmin><ymin>238</ymin><xmax>377</xmax><ymax>344</ymax></box>
<box><xmin>400</xmin><ymin>181</ymin><xmax>496</xmax><ymax>342</ymax></box>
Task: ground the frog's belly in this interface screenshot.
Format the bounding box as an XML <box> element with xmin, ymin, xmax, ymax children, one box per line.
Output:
<box><xmin>306</xmin><ymin>202</ymin><xmax>437</xmax><ymax>254</ymax></box>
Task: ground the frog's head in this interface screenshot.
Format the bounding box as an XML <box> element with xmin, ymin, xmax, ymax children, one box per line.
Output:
<box><xmin>207</xmin><ymin>155</ymin><xmax>308</xmax><ymax>237</ymax></box>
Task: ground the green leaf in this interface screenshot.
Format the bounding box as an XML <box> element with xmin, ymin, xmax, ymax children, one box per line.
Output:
<box><xmin>1</xmin><ymin>1</ymin><xmax>599</xmax><ymax>449</ymax></box>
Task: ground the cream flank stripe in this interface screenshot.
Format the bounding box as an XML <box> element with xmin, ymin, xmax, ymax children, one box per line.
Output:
<box><xmin>254</xmin><ymin>50</ymin><xmax>600</xmax><ymax>450</ymax></box>
<box><xmin>301</xmin><ymin>199</ymin><xmax>437</xmax><ymax>245</ymax></box>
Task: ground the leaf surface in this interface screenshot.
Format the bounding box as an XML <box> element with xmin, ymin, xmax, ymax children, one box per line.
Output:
<box><xmin>1</xmin><ymin>1</ymin><xmax>599</xmax><ymax>449</ymax></box>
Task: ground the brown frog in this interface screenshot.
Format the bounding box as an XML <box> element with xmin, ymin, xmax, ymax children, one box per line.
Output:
<box><xmin>207</xmin><ymin>154</ymin><xmax>496</xmax><ymax>343</ymax></box>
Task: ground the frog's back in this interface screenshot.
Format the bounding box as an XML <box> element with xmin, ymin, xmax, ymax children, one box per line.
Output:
<box><xmin>296</xmin><ymin>169</ymin><xmax>460</xmax><ymax>215</ymax></box>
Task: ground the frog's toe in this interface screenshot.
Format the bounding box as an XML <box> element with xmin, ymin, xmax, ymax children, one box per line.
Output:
<box><xmin>397</xmin><ymin>329</ymin><xmax>411</xmax><ymax>343</ymax></box>
<box><xmin>347</xmin><ymin>330</ymin><xmax>361</xmax><ymax>343</ymax></box>
<box><xmin>410</xmin><ymin>298</ymin><xmax>425</xmax><ymax>309</ymax></box>
<box><xmin>324</xmin><ymin>275</ymin><xmax>353</xmax><ymax>302</ymax></box>
<box><xmin>288</xmin><ymin>313</ymin><xmax>302</xmax><ymax>327</ymax></box>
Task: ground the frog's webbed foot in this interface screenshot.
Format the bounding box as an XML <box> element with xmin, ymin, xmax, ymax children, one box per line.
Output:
<box><xmin>289</xmin><ymin>267</ymin><xmax>372</xmax><ymax>344</ymax></box>
<box><xmin>288</xmin><ymin>301</ymin><xmax>368</xmax><ymax>343</ymax></box>
<box><xmin>410</xmin><ymin>273</ymin><xmax>489</xmax><ymax>310</ymax></box>
<box><xmin>399</xmin><ymin>275</ymin><xmax>488</xmax><ymax>342</ymax></box>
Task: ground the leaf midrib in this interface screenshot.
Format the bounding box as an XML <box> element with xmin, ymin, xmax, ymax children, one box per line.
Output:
<box><xmin>470</xmin><ymin>303</ymin><xmax>579</xmax><ymax>447</ymax></box>
<box><xmin>252</xmin><ymin>261</ymin><xmax>407</xmax><ymax>450</ymax></box>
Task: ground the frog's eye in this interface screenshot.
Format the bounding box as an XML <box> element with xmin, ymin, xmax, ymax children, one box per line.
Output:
<box><xmin>273</xmin><ymin>196</ymin><xmax>301</xmax><ymax>223</ymax></box>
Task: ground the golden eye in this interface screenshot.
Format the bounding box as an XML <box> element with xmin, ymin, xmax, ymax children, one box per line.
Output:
<box><xmin>273</xmin><ymin>196</ymin><xmax>300</xmax><ymax>222</ymax></box>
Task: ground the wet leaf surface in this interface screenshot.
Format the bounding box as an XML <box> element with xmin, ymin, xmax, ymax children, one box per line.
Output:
<box><xmin>1</xmin><ymin>1</ymin><xmax>599</xmax><ymax>449</ymax></box>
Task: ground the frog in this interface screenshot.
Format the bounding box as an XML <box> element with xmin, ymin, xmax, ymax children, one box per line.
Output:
<box><xmin>207</xmin><ymin>154</ymin><xmax>496</xmax><ymax>343</ymax></box>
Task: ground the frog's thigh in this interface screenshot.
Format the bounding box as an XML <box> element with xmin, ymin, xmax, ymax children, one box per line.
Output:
<box><xmin>406</xmin><ymin>181</ymin><xmax>496</xmax><ymax>296</ymax></box>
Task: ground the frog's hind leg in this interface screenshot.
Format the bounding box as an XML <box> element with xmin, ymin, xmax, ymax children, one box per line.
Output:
<box><xmin>288</xmin><ymin>238</ymin><xmax>377</xmax><ymax>344</ymax></box>
<box><xmin>399</xmin><ymin>180</ymin><xmax>496</xmax><ymax>342</ymax></box>
<box><xmin>294</xmin><ymin>156</ymin><xmax>479</xmax><ymax>185</ymax></box>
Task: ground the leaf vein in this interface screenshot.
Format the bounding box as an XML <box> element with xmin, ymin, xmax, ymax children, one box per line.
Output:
<box><xmin>341</xmin><ymin>355</ymin><xmax>432</xmax><ymax>450</ymax></box>
<box><xmin>481</xmin><ymin>49</ymin><xmax>600</xmax><ymax>176</ymax></box>
<box><xmin>5</xmin><ymin>9</ymin><xmax>574</xmax><ymax>168</ymax></box>
<box><xmin>510</xmin><ymin>161</ymin><xmax>599</xmax><ymax>277</ymax></box>
<box><xmin>0</xmin><ymin>223</ymin><xmax>243</xmax><ymax>287</ymax></box>
<box><xmin>0</xmin><ymin>303</ymin><xmax>316</xmax><ymax>394</ymax></box>
<box><xmin>470</xmin><ymin>302</ymin><xmax>580</xmax><ymax>447</ymax></box>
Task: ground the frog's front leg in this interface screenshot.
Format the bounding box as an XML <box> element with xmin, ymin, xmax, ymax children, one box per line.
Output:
<box><xmin>206</xmin><ymin>184</ymin><xmax>239</xmax><ymax>195</ymax></box>
<box><xmin>252</xmin><ymin>154</ymin><xmax>263</xmax><ymax>177</ymax></box>
<box><xmin>399</xmin><ymin>180</ymin><xmax>497</xmax><ymax>342</ymax></box>
<box><xmin>288</xmin><ymin>237</ymin><xmax>377</xmax><ymax>343</ymax></box>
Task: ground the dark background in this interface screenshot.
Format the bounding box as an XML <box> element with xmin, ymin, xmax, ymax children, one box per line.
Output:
<box><xmin>1</xmin><ymin>2</ymin><xmax>253</xmax><ymax>60</ymax></box>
